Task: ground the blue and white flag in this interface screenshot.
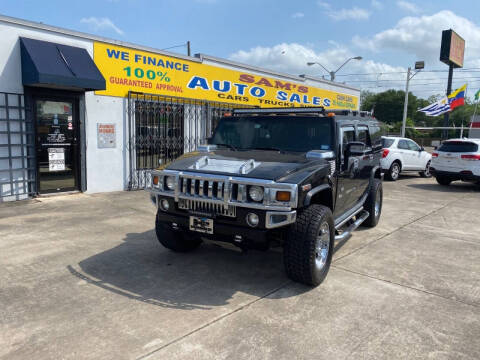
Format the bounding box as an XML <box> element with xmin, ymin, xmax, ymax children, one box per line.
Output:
<box><xmin>418</xmin><ymin>97</ymin><xmax>451</xmax><ymax>116</ymax></box>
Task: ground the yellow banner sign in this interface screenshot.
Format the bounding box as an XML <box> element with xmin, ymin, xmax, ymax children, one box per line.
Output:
<box><xmin>93</xmin><ymin>42</ymin><xmax>358</xmax><ymax>109</ymax></box>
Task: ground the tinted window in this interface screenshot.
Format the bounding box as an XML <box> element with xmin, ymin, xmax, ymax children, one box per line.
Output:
<box><xmin>438</xmin><ymin>141</ymin><xmax>479</xmax><ymax>153</ymax></box>
<box><xmin>370</xmin><ymin>125</ymin><xmax>382</xmax><ymax>149</ymax></box>
<box><xmin>211</xmin><ymin>116</ymin><xmax>333</xmax><ymax>152</ymax></box>
<box><xmin>382</xmin><ymin>138</ymin><xmax>395</xmax><ymax>148</ymax></box>
<box><xmin>341</xmin><ymin>127</ymin><xmax>355</xmax><ymax>145</ymax></box>
<box><xmin>357</xmin><ymin>126</ymin><xmax>371</xmax><ymax>147</ymax></box>
<box><xmin>397</xmin><ymin>140</ymin><xmax>409</xmax><ymax>150</ymax></box>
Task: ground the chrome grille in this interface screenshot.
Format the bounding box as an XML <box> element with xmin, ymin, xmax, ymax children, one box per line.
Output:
<box><xmin>178</xmin><ymin>199</ymin><xmax>236</xmax><ymax>217</ymax></box>
<box><xmin>180</xmin><ymin>176</ymin><xmax>226</xmax><ymax>200</ymax></box>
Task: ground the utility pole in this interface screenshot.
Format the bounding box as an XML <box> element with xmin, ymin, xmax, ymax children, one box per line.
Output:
<box><xmin>442</xmin><ymin>64</ymin><xmax>454</xmax><ymax>139</ymax></box>
<box><xmin>187</xmin><ymin>41</ymin><xmax>191</xmax><ymax>56</ymax></box>
<box><xmin>401</xmin><ymin>67</ymin><xmax>411</xmax><ymax>138</ymax></box>
<box><xmin>401</xmin><ymin>61</ymin><xmax>424</xmax><ymax>138</ymax></box>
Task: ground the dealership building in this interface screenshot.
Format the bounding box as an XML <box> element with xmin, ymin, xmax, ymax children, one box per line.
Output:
<box><xmin>0</xmin><ymin>14</ymin><xmax>360</xmax><ymax>202</ymax></box>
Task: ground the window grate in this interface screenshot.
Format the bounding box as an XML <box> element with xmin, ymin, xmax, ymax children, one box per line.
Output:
<box><xmin>127</xmin><ymin>91</ymin><xmax>255</xmax><ymax>190</ymax></box>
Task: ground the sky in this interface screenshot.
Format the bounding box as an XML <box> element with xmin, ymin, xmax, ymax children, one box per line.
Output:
<box><xmin>2</xmin><ymin>0</ymin><xmax>480</xmax><ymax>99</ymax></box>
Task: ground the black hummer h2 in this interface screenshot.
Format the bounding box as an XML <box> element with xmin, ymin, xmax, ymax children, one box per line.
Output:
<box><xmin>147</xmin><ymin>107</ymin><xmax>383</xmax><ymax>286</ymax></box>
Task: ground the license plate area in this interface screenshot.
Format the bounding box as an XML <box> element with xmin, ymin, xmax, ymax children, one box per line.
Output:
<box><xmin>189</xmin><ymin>216</ymin><xmax>213</xmax><ymax>234</ymax></box>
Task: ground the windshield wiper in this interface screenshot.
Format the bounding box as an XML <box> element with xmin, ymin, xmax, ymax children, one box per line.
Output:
<box><xmin>249</xmin><ymin>147</ymin><xmax>283</xmax><ymax>152</ymax></box>
<box><xmin>213</xmin><ymin>143</ymin><xmax>237</xmax><ymax>151</ymax></box>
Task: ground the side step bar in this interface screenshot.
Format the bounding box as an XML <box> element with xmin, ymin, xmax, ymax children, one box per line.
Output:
<box><xmin>334</xmin><ymin>210</ymin><xmax>370</xmax><ymax>241</ymax></box>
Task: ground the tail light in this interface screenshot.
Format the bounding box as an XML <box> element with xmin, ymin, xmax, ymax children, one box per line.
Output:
<box><xmin>461</xmin><ymin>154</ymin><xmax>480</xmax><ymax>160</ymax></box>
<box><xmin>382</xmin><ymin>148</ymin><xmax>389</xmax><ymax>158</ymax></box>
<box><xmin>432</xmin><ymin>152</ymin><xmax>438</xmax><ymax>158</ymax></box>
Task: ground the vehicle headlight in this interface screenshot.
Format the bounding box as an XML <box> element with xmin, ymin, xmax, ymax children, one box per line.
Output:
<box><xmin>248</xmin><ymin>185</ymin><xmax>264</xmax><ymax>202</ymax></box>
<box><xmin>165</xmin><ymin>176</ymin><xmax>176</xmax><ymax>191</ymax></box>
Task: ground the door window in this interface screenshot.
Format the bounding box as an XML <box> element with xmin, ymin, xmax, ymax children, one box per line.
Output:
<box><xmin>341</xmin><ymin>126</ymin><xmax>355</xmax><ymax>150</ymax></box>
<box><xmin>397</xmin><ymin>140</ymin><xmax>410</xmax><ymax>150</ymax></box>
<box><xmin>357</xmin><ymin>126</ymin><xmax>371</xmax><ymax>148</ymax></box>
<box><xmin>407</xmin><ymin>140</ymin><xmax>420</xmax><ymax>151</ymax></box>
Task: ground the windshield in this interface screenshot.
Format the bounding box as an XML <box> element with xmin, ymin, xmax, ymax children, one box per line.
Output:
<box><xmin>211</xmin><ymin>116</ymin><xmax>333</xmax><ymax>152</ymax></box>
<box><xmin>438</xmin><ymin>141</ymin><xmax>478</xmax><ymax>153</ymax></box>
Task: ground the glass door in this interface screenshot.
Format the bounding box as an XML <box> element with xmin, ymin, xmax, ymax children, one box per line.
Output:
<box><xmin>36</xmin><ymin>99</ymin><xmax>79</xmax><ymax>193</ymax></box>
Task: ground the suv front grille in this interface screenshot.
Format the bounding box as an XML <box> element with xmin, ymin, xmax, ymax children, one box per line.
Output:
<box><xmin>180</xmin><ymin>177</ymin><xmax>226</xmax><ymax>200</ymax></box>
<box><xmin>178</xmin><ymin>198</ymin><xmax>236</xmax><ymax>217</ymax></box>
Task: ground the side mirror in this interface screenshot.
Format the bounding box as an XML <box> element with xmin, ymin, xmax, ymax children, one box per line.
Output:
<box><xmin>346</xmin><ymin>142</ymin><xmax>366</xmax><ymax>156</ymax></box>
<box><xmin>419</xmin><ymin>146</ymin><xmax>425</xmax><ymax>152</ymax></box>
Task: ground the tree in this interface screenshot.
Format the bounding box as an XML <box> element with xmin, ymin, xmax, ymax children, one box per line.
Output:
<box><xmin>360</xmin><ymin>89</ymin><xmax>419</xmax><ymax>125</ymax></box>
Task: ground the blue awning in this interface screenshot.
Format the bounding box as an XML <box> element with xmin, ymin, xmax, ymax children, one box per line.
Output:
<box><xmin>20</xmin><ymin>37</ymin><xmax>106</xmax><ymax>91</ymax></box>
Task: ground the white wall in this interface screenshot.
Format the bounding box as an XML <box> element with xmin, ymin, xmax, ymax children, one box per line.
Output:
<box><xmin>0</xmin><ymin>21</ymin><xmax>127</xmax><ymax>195</ymax></box>
<box><xmin>84</xmin><ymin>93</ymin><xmax>126</xmax><ymax>193</ymax></box>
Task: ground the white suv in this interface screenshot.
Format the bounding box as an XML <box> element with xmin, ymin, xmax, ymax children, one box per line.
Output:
<box><xmin>431</xmin><ymin>138</ymin><xmax>480</xmax><ymax>186</ymax></box>
<box><xmin>381</xmin><ymin>137</ymin><xmax>432</xmax><ymax>181</ymax></box>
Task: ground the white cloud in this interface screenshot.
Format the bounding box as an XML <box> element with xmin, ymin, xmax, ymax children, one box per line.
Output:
<box><xmin>229</xmin><ymin>42</ymin><xmax>402</xmax><ymax>83</ymax></box>
<box><xmin>396</xmin><ymin>1</ymin><xmax>420</xmax><ymax>13</ymax></box>
<box><xmin>371</xmin><ymin>0</ymin><xmax>383</xmax><ymax>10</ymax></box>
<box><xmin>326</xmin><ymin>7</ymin><xmax>371</xmax><ymax>21</ymax></box>
<box><xmin>317</xmin><ymin>1</ymin><xmax>331</xmax><ymax>10</ymax></box>
<box><xmin>80</xmin><ymin>17</ymin><xmax>124</xmax><ymax>35</ymax></box>
<box><xmin>228</xmin><ymin>10</ymin><xmax>480</xmax><ymax>99</ymax></box>
<box><xmin>292</xmin><ymin>12</ymin><xmax>305</xmax><ymax>19</ymax></box>
<box><xmin>352</xmin><ymin>10</ymin><xmax>480</xmax><ymax>67</ymax></box>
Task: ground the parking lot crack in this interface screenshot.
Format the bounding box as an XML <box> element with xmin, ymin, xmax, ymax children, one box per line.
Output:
<box><xmin>333</xmin><ymin>195</ymin><xmax>469</xmax><ymax>264</ymax></box>
<box><xmin>332</xmin><ymin>265</ymin><xmax>480</xmax><ymax>309</ymax></box>
<box><xmin>136</xmin><ymin>280</ymin><xmax>292</xmax><ymax>360</ymax></box>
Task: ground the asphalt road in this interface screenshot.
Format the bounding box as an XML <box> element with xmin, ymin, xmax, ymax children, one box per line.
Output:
<box><xmin>1</xmin><ymin>176</ymin><xmax>479</xmax><ymax>359</ymax></box>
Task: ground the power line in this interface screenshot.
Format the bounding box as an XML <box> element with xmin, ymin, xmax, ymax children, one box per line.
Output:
<box><xmin>344</xmin><ymin>76</ymin><xmax>480</xmax><ymax>83</ymax></box>
<box><xmin>335</xmin><ymin>68</ymin><xmax>480</xmax><ymax>77</ymax></box>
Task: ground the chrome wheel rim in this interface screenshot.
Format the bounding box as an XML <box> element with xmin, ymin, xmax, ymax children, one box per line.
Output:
<box><xmin>315</xmin><ymin>222</ymin><xmax>330</xmax><ymax>270</ymax></box>
<box><xmin>391</xmin><ymin>164</ymin><xmax>399</xmax><ymax>179</ymax></box>
<box><xmin>374</xmin><ymin>188</ymin><xmax>382</xmax><ymax>218</ymax></box>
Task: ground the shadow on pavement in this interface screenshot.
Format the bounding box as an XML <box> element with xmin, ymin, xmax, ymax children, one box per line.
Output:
<box><xmin>407</xmin><ymin>182</ymin><xmax>479</xmax><ymax>193</ymax></box>
<box><xmin>68</xmin><ymin>229</ymin><xmax>310</xmax><ymax>310</ymax></box>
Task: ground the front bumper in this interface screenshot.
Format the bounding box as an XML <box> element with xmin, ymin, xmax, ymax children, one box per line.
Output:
<box><xmin>151</xmin><ymin>194</ymin><xmax>296</xmax><ymax>248</ymax></box>
<box><xmin>430</xmin><ymin>168</ymin><xmax>480</xmax><ymax>182</ymax></box>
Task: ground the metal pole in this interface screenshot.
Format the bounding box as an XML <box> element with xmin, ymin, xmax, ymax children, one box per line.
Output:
<box><xmin>443</xmin><ymin>64</ymin><xmax>454</xmax><ymax>139</ymax></box>
<box><xmin>187</xmin><ymin>41</ymin><xmax>191</xmax><ymax>56</ymax></box>
<box><xmin>330</xmin><ymin>71</ymin><xmax>335</xmax><ymax>82</ymax></box>
<box><xmin>401</xmin><ymin>67</ymin><xmax>411</xmax><ymax>138</ymax></box>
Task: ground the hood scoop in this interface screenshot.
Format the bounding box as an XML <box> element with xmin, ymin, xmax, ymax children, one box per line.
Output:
<box><xmin>189</xmin><ymin>156</ymin><xmax>261</xmax><ymax>174</ymax></box>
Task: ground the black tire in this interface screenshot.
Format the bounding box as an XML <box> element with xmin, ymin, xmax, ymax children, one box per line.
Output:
<box><xmin>436</xmin><ymin>176</ymin><xmax>452</xmax><ymax>186</ymax></box>
<box><xmin>155</xmin><ymin>212</ymin><xmax>202</xmax><ymax>252</ymax></box>
<box><xmin>386</xmin><ymin>161</ymin><xmax>401</xmax><ymax>181</ymax></box>
<box><xmin>361</xmin><ymin>178</ymin><xmax>383</xmax><ymax>228</ymax></box>
<box><xmin>419</xmin><ymin>161</ymin><xmax>432</xmax><ymax>178</ymax></box>
<box><xmin>283</xmin><ymin>204</ymin><xmax>334</xmax><ymax>286</ymax></box>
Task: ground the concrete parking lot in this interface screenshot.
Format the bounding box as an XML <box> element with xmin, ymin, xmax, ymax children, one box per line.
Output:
<box><xmin>1</xmin><ymin>176</ymin><xmax>479</xmax><ymax>360</ymax></box>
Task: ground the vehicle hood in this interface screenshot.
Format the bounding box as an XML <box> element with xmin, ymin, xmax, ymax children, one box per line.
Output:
<box><xmin>164</xmin><ymin>150</ymin><xmax>331</xmax><ymax>182</ymax></box>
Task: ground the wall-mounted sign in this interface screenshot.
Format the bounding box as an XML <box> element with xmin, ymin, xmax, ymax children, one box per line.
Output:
<box><xmin>440</xmin><ymin>29</ymin><xmax>465</xmax><ymax>68</ymax></box>
<box><xmin>97</xmin><ymin>123</ymin><xmax>116</xmax><ymax>148</ymax></box>
<box><xmin>93</xmin><ymin>42</ymin><xmax>359</xmax><ymax>110</ymax></box>
<box><xmin>48</xmin><ymin>148</ymin><xmax>65</xmax><ymax>171</ymax></box>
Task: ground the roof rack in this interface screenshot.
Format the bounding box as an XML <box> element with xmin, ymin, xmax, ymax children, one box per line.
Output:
<box><xmin>232</xmin><ymin>107</ymin><xmax>326</xmax><ymax>116</ymax></box>
<box><xmin>232</xmin><ymin>107</ymin><xmax>373</xmax><ymax>117</ymax></box>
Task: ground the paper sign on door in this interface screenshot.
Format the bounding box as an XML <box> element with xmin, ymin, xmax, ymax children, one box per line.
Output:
<box><xmin>48</xmin><ymin>148</ymin><xmax>65</xmax><ymax>171</ymax></box>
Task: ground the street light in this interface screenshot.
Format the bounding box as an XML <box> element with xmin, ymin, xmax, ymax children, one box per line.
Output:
<box><xmin>401</xmin><ymin>61</ymin><xmax>425</xmax><ymax>138</ymax></box>
<box><xmin>307</xmin><ymin>56</ymin><xmax>362</xmax><ymax>82</ymax></box>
